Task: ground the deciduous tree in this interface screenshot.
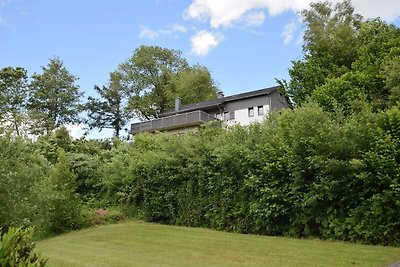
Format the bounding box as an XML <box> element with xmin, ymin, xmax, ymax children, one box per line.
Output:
<box><xmin>282</xmin><ymin>0</ymin><xmax>362</xmax><ymax>105</ymax></box>
<box><xmin>118</xmin><ymin>45</ymin><xmax>217</xmax><ymax>120</ymax></box>
<box><xmin>168</xmin><ymin>64</ymin><xmax>218</xmax><ymax>106</ymax></box>
<box><xmin>0</xmin><ymin>67</ymin><xmax>29</xmax><ymax>135</ymax></box>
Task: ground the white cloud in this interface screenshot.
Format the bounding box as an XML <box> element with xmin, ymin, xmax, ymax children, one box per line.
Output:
<box><xmin>139</xmin><ymin>25</ymin><xmax>159</xmax><ymax>39</ymax></box>
<box><xmin>184</xmin><ymin>0</ymin><xmax>310</xmax><ymax>28</ymax></box>
<box><xmin>184</xmin><ymin>0</ymin><xmax>400</xmax><ymax>29</ymax></box>
<box><xmin>351</xmin><ymin>0</ymin><xmax>400</xmax><ymax>21</ymax></box>
<box><xmin>242</xmin><ymin>11</ymin><xmax>266</xmax><ymax>27</ymax></box>
<box><xmin>190</xmin><ymin>30</ymin><xmax>223</xmax><ymax>56</ymax></box>
<box><xmin>139</xmin><ymin>23</ymin><xmax>188</xmax><ymax>39</ymax></box>
<box><xmin>281</xmin><ymin>20</ymin><xmax>297</xmax><ymax>44</ymax></box>
<box><xmin>172</xmin><ymin>23</ymin><xmax>188</xmax><ymax>33</ymax></box>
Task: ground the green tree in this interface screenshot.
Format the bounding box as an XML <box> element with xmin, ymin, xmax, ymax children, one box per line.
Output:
<box><xmin>352</xmin><ymin>19</ymin><xmax>400</xmax><ymax>110</ymax></box>
<box><xmin>39</xmin><ymin>149</ymin><xmax>84</xmax><ymax>235</ymax></box>
<box><xmin>28</xmin><ymin>57</ymin><xmax>83</xmax><ymax>135</ymax></box>
<box><xmin>282</xmin><ymin>0</ymin><xmax>362</xmax><ymax>105</ymax></box>
<box><xmin>168</xmin><ymin>64</ymin><xmax>218</xmax><ymax>106</ymax></box>
<box><xmin>85</xmin><ymin>71</ymin><xmax>128</xmax><ymax>138</ymax></box>
<box><xmin>0</xmin><ymin>67</ymin><xmax>29</xmax><ymax>136</ymax></box>
<box><xmin>118</xmin><ymin>45</ymin><xmax>217</xmax><ymax>119</ymax></box>
<box><xmin>310</xmin><ymin>18</ymin><xmax>400</xmax><ymax>112</ymax></box>
<box><xmin>0</xmin><ymin>136</ymin><xmax>47</xmax><ymax>230</ymax></box>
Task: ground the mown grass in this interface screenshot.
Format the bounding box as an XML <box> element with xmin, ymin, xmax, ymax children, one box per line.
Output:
<box><xmin>37</xmin><ymin>221</ymin><xmax>400</xmax><ymax>267</ymax></box>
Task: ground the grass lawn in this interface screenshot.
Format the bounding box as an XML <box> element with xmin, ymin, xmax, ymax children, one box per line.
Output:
<box><xmin>37</xmin><ymin>221</ymin><xmax>400</xmax><ymax>267</ymax></box>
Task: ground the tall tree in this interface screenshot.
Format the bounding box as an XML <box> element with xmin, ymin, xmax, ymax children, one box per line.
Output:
<box><xmin>118</xmin><ymin>45</ymin><xmax>188</xmax><ymax>119</ymax></box>
<box><xmin>282</xmin><ymin>0</ymin><xmax>362</xmax><ymax>105</ymax></box>
<box><xmin>28</xmin><ymin>57</ymin><xmax>83</xmax><ymax>135</ymax></box>
<box><xmin>85</xmin><ymin>71</ymin><xmax>128</xmax><ymax>138</ymax></box>
<box><xmin>310</xmin><ymin>18</ymin><xmax>400</xmax><ymax>113</ymax></box>
<box><xmin>118</xmin><ymin>45</ymin><xmax>217</xmax><ymax>120</ymax></box>
<box><xmin>168</xmin><ymin>64</ymin><xmax>218</xmax><ymax>106</ymax></box>
<box><xmin>0</xmin><ymin>67</ymin><xmax>29</xmax><ymax>136</ymax></box>
<box><xmin>352</xmin><ymin>19</ymin><xmax>400</xmax><ymax>109</ymax></box>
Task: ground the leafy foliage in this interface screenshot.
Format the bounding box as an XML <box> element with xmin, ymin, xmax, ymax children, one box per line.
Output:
<box><xmin>28</xmin><ymin>57</ymin><xmax>83</xmax><ymax>135</ymax></box>
<box><xmin>101</xmin><ymin>105</ymin><xmax>400</xmax><ymax>245</ymax></box>
<box><xmin>282</xmin><ymin>1</ymin><xmax>400</xmax><ymax>112</ymax></box>
<box><xmin>118</xmin><ymin>45</ymin><xmax>217</xmax><ymax>119</ymax></box>
<box><xmin>0</xmin><ymin>227</ymin><xmax>47</xmax><ymax>267</ymax></box>
<box><xmin>85</xmin><ymin>71</ymin><xmax>129</xmax><ymax>138</ymax></box>
<box><xmin>37</xmin><ymin>149</ymin><xmax>85</xmax><ymax>235</ymax></box>
<box><xmin>0</xmin><ymin>136</ymin><xmax>47</xmax><ymax>230</ymax></box>
<box><xmin>283</xmin><ymin>0</ymin><xmax>362</xmax><ymax>104</ymax></box>
<box><xmin>0</xmin><ymin>67</ymin><xmax>29</xmax><ymax>136</ymax></box>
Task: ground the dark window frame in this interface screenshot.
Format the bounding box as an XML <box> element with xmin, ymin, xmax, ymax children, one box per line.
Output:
<box><xmin>248</xmin><ymin>107</ymin><xmax>254</xmax><ymax>117</ymax></box>
<box><xmin>258</xmin><ymin>105</ymin><xmax>264</xmax><ymax>116</ymax></box>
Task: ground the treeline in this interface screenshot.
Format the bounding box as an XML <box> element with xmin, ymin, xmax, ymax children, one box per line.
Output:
<box><xmin>0</xmin><ymin>46</ymin><xmax>218</xmax><ymax>138</ymax></box>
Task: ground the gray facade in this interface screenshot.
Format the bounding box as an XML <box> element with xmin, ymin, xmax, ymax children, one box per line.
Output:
<box><xmin>130</xmin><ymin>86</ymin><xmax>289</xmax><ymax>135</ymax></box>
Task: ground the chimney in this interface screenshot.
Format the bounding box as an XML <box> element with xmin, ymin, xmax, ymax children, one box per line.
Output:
<box><xmin>217</xmin><ymin>90</ymin><xmax>224</xmax><ymax>99</ymax></box>
<box><xmin>175</xmin><ymin>98</ymin><xmax>181</xmax><ymax>111</ymax></box>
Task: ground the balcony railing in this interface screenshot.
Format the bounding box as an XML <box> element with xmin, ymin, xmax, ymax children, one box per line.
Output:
<box><xmin>131</xmin><ymin>110</ymin><xmax>217</xmax><ymax>134</ymax></box>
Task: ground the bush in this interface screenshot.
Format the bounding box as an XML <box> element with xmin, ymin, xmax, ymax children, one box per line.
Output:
<box><xmin>86</xmin><ymin>208</ymin><xmax>126</xmax><ymax>226</ymax></box>
<box><xmin>37</xmin><ymin>149</ymin><xmax>85</xmax><ymax>235</ymax></box>
<box><xmin>0</xmin><ymin>136</ymin><xmax>48</xmax><ymax>230</ymax></box>
<box><xmin>0</xmin><ymin>227</ymin><xmax>47</xmax><ymax>267</ymax></box>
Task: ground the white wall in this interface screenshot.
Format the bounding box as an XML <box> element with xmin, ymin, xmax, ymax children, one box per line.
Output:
<box><xmin>219</xmin><ymin>104</ymin><xmax>270</xmax><ymax>126</ymax></box>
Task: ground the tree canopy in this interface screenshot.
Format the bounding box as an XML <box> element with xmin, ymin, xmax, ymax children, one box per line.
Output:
<box><xmin>118</xmin><ymin>45</ymin><xmax>218</xmax><ymax>120</ymax></box>
<box><xmin>281</xmin><ymin>0</ymin><xmax>400</xmax><ymax>113</ymax></box>
<box><xmin>85</xmin><ymin>71</ymin><xmax>128</xmax><ymax>138</ymax></box>
<box><xmin>0</xmin><ymin>67</ymin><xmax>29</xmax><ymax>136</ymax></box>
<box><xmin>282</xmin><ymin>0</ymin><xmax>363</xmax><ymax>105</ymax></box>
<box><xmin>28</xmin><ymin>57</ymin><xmax>83</xmax><ymax>135</ymax></box>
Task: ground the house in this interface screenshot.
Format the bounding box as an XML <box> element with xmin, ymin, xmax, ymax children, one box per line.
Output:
<box><xmin>130</xmin><ymin>85</ymin><xmax>289</xmax><ymax>135</ymax></box>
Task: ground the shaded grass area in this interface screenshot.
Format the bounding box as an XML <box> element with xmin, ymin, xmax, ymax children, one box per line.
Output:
<box><xmin>37</xmin><ymin>221</ymin><xmax>400</xmax><ymax>267</ymax></box>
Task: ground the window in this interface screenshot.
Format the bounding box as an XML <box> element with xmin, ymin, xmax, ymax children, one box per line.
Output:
<box><xmin>229</xmin><ymin>111</ymin><xmax>235</xmax><ymax>120</ymax></box>
<box><xmin>215</xmin><ymin>113</ymin><xmax>221</xmax><ymax>120</ymax></box>
<box><xmin>224</xmin><ymin>112</ymin><xmax>229</xmax><ymax>121</ymax></box>
<box><xmin>248</xmin><ymin>107</ymin><xmax>254</xmax><ymax>117</ymax></box>
<box><xmin>258</xmin><ymin>106</ymin><xmax>264</xmax><ymax>116</ymax></box>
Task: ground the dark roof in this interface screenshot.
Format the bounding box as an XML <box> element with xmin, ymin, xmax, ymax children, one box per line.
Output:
<box><xmin>160</xmin><ymin>85</ymin><xmax>280</xmax><ymax>117</ymax></box>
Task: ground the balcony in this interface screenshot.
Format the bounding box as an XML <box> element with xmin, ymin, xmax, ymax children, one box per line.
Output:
<box><xmin>131</xmin><ymin>110</ymin><xmax>217</xmax><ymax>134</ymax></box>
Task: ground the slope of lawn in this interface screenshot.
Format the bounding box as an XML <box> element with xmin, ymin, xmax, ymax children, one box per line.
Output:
<box><xmin>37</xmin><ymin>221</ymin><xmax>400</xmax><ymax>267</ymax></box>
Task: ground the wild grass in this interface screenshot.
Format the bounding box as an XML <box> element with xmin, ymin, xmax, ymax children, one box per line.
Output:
<box><xmin>37</xmin><ymin>221</ymin><xmax>400</xmax><ymax>267</ymax></box>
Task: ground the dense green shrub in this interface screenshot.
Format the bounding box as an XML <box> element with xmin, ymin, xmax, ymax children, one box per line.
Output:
<box><xmin>0</xmin><ymin>227</ymin><xmax>47</xmax><ymax>267</ymax></box>
<box><xmin>37</xmin><ymin>150</ymin><xmax>85</xmax><ymax>235</ymax></box>
<box><xmin>0</xmin><ymin>137</ymin><xmax>48</xmax><ymax>230</ymax></box>
<box><xmin>101</xmin><ymin>105</ymin><xmax>400</xmax><ymax>245</ymax></box>
<box><xmin>2</xmin><ymin>104</ymin><xmax>400</xmax><ymax>245</ymax></box>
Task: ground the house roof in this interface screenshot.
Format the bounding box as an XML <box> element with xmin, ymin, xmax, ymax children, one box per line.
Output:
<box><xmin>159</xmin><ymin>85</ymin><xmax>280</xmax><ymax>117</ymax></box>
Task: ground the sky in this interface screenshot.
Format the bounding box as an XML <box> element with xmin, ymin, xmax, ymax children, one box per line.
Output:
<box><xmin>1</xmin><ymin>0</ymin><xmax>400</xmax><ymax>138</ymax></box>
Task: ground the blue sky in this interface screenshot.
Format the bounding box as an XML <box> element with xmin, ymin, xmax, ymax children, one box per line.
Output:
<box><xmin>1</xmin><ymin>0</ymin><xmax>399</xmax><ymax>138</ymax></box>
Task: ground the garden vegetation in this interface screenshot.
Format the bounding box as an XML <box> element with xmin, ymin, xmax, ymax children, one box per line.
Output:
<box><xmin>1</xmin><ymin>3</ymin><xmax>400</xmax><ymax>265</ymax></box>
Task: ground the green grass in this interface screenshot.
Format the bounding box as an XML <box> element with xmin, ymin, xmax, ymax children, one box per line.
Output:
<box><xmin>37</xmin><ymin>221</ymin><xmax>400</xmax><ymax>267</ymax></box>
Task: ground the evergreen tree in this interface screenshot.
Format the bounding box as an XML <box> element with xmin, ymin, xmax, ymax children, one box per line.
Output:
<box><xmin>85</xmin><ymin>71</ymin><xmax>128</xmax><ymax>138</ymax></box>
<box><xmin>28</xmin><ymin>57</ymin><xmax>83</xmax><ymax>135</ymax></box>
